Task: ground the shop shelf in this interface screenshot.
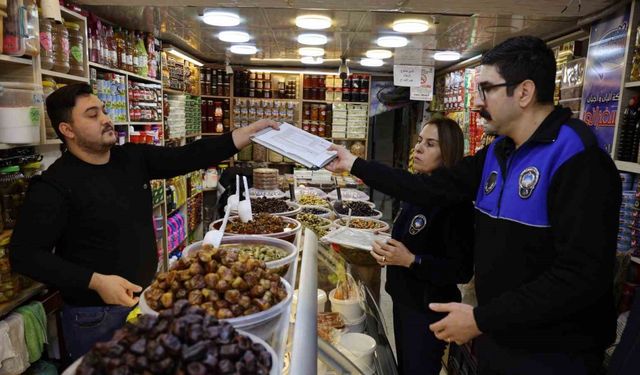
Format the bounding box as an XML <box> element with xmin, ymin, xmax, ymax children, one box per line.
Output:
<box><xmin>0</xmin><ymin>54</ymin><xmax>32</xmax><ymax>65</ymax></box>
<box><xmin>615</xmin><ymin>160</ymin><xmax>640</xmax><ymax>174</ymax></box>
<box><xmin>163</xmin><ymin>87</ymin><xmax>190</xmax><ymax>95</ymax></box>
<box><xmin>129</xmin><ymin>122</ymin><xmax>163</xmax><ymax>126</ymax></box>
<box><xmin>625</xmin><ymin>81</ymin><xmax>640</xmax><ymax>88</ymax></box>
<box><xmin>201</xmin><ymin>95</ymin><xmax>230</xmax><ymax>99</ymax></box>
<box><xmin>44</xmin><ymin>139</ymin><xmax>62</xmax><ymax>145</ymax></box>
<box><xmin>234</xmin><ymin>96</ymin><xmax>298</xmax><ymax>101</ymax></box>
<box><xmin>185</xmin><ymin>133</ymin><xmax>201</xmax><ymax>138</ymax></box>
<box><xmin>201</xmin><ymin>133</ymin><xmax>224</xmax><ymax>136</ymax></box>
<box><xmin>60</xmin><ymin>6</ymin><xmax>86</xmax><ymax>22</ymax></box>
<box><xmin>302</xmin><ymin>99</ymin><xmax>337</xmax><ymax>104</ymax></box>
<box><xmin>0</xmin><ymin>282</ymin><xmax>46</xmax><ymax>318</ymax></box>
<box><xmin>89</xmin><ymin>62</ymin><xmax>162</xmax><ymax>84</ymax></box>
<box><xmin>331</xmin><ymin>137</ymin><xmax>367</xmax><ymax>141</ymax></box>
<box><xmin>167</xmin><ymin>202</ymin><xmax>186</xmax><ymax>217</ymax></box>
<box><xmin>113</xmin><ymin>122</ymin><xmax>129</xmax><ymax>126</ymax></box>
<box><xmin>153</xmin><ymin>200</ymin><xmax>165</xmax><ymax>210</ymax></box>
<box><xmin>41</xmin><ymin>69</ymin><xmax>90</xmax><ymax>83</ymax></box>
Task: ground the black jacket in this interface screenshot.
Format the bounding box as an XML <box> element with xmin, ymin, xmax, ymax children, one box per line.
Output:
<box><xmin>386</xmin><ymin>200</ymin><xmax>474</xmax><ymax>311</ymax></box>
<box><xmin>352</xmin><ymin>107</ymin><xmax>621</xmax><ymax>353</ymax></box>
<box><xmin>10</xmin><ymin>133</ymin><xmax>238</xmax><ymax>306</ymax></box>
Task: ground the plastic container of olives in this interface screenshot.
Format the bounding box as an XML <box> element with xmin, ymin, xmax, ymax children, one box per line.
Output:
<box><xmin>62</xmin><ymin>326</ymin><xmax>279</xmax><ymax>375</ymax></box>
<box><xmin>299</xmin><ymin>205</ymin><xmax>333</xmax><ymax>219</ymax></box>
<box><xmin>184</xmin><ymin>236</ymin><xmax>298</xmax><ymax>284</ymax></box>
<box><xmin>139</xmin><ymin>278</ymin><xmax>293</xmax><ymax>342</ymax></box>
<box><xmin>210</xmin><ymin>214</ymin><xmax>301</xmax><ymax>244</ymax></box>
<box><xmin>226</xmin><ymin>200</ymin><xmax>301</xmax><ymax>218</ymax></box>
<box><xmin>332</xmin><ymin>218</ymin><xmax>390</xmax><ymax>233</ymax></box>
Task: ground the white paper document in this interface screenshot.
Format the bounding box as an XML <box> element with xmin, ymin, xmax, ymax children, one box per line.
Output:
<box><xmin>251</xmin><ymin>123</ymin><xmax>338</xmax><ymax>169</ymax></box>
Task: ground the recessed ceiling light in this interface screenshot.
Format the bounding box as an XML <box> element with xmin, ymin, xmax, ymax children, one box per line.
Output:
<box><xmin>218</xmin><ymin>31</ymin><xmax>251</xmax><ymax>43</ymax></box>
<box><xmin>229</xmin><ymin>44</ymin><xmax>257</xmax><ymax>55</ymax></box>
<box><xmin>434</xmin><ymin>51</ymin><xmax>461</xmax><ymax>61</ymax></box>
<box><xmin>298</xmin><ymin>47</ymin><xmax>325</xmax><ymax>57</ymax></box>
<box><xmin>376</xmin><ymin>36</ymin><xmax>408</xmax><ymax>48</ymax></box>
<box><xmin>297</xmin><ymin>33</ymin><xmax>328</xmax><ymax>46</ymax></box>
<box><xmin>295</xmin><ymin>15</ymin><xmax>332</xmax><ymax>30</ymax></box>
<box><xmin>366</xmin><ymin>49</ymin><xmax>393</xmax><ymax>59</ymax></box>
<box><xmin>301</xmin><ymin>56</ymin><xmax>324</xmax><ymax>64</ymax></box>
<box><xmin>202</xmin><ymin>10</ymin><xmax>240</xmax><ymax>27</ymax></box>
<box><xmin>361</xmin><ymin>58</ymin><xmax>383</xmax><ymax>67</ymax></box>
<box><xmin>392</xmin><ymin>19</ymin><xmax>430</xmax><ymax>33</ymax></box>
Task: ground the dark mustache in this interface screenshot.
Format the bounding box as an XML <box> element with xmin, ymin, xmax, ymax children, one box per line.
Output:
<box><xmin>479</xmin><ymin>108</ymin><xmax>492</xmax><ymax>121</ymax></box>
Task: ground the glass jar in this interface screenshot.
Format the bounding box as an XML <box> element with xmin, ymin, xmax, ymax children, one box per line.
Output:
<box><xmin>0</xmin><ymin>166</ymin><xmax>27</xmax><ymax>230</ymax></box>
<box><xmin>23</xmin><ymin>0</ymin><xmax>39</xmax><ymax>57</ymax></box>
<box><xmin>52</xmin><ymin>22</ymin><xmax>70</xmax><ymax>73</ymax></box>
<box><xmin>3</xmin><ymin>0</ymin><xmax>26</xmax><ymax>56</ymax></box>
<box><xmin>43</xmin><ymin>79</ymin><xmax>57</xmax><ymax>139</ymax></box>
<box><xmin>66</xmin><ymin>22</ymin><xmax>84</xmax><ymax>76</ymax></box>
<box><xmin>39</xmin><ymin>14</ymin><xmax>54</xmax><ymax>70</ymax></box>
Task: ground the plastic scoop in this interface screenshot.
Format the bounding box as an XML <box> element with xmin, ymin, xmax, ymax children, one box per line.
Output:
<box><xmin>203</xmin><ymin>205</ymin><xmax>231</xmax><ymax>248</ymax></box>
<box><xmin>238</xmin><ymin>175</ymin><xmax>253</xmax><ymax>223</ymax></box>
<box><xmin>227</xmin><ymin>175</ymin><xmax>240</xmax><ymax>212</ymax></box>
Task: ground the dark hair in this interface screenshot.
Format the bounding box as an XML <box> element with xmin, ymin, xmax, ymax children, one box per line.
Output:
<box><xmin>481</xmin><ymin>36</ymin><xmax>556</xmax><ymax>104</ymax></box>
<box><xmin>425</xmin><ymin>118</ymin><xmax>464</xmax><ymax>168</ymax></box>
<box><xmin>46</xmin><ymin>83</ymin><xmax>93</xmax><ymax>143</ymax></box>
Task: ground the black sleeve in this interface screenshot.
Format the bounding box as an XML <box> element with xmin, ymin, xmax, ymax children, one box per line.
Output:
<box><xmin>411</xmin><ymin>203</ymin><xmax>475</xmax><ymax>286</ymax></box>
<box><xmin>351</xmin><ymin>147</ymin><xmax>487</xmax><ymax>207</ymax></box>
<box><xmin>140</xmin><ymin>132</ymin><xmax>239</xmax><ymax>180</ymax></box>
<box><xmin>474</xmin><ymin>147</ymin><xmax>620</xmax><ymax>333</ymax></box>
<box><xmin>9</xmin><ymin>179</ymin><xmax>94</xmax><ymax>289</ymax></box>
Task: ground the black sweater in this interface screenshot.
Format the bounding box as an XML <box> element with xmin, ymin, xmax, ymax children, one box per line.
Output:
<box><xmin>352</xmin><ymin>107</ymin><xmax>621</xmax><ymax>353</ymax></box>
<box><xmin>9</xmin><ymin>133</ymin><xmax>238</xmax><ymax>306</ymax></box>
<box><xmin>386</xmin><ymin>200</ymin><xmax>474</xmax><ymax>310</ymax></box>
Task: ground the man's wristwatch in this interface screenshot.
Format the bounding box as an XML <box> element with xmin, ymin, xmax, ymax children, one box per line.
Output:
<box><xmin>409</xmin><ymin>254</ymin><xmax>422</xmax><ymax>270</ymax></box>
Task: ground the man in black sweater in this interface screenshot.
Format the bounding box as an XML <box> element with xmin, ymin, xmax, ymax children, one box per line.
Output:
<box><xmin>328</xmin><ymin>36</ymin><xmax>621</xmax><ymax>374</ymax></box>
<box><xmin>9</xmin><ymin>83</ymin><xmax>278</xmax><ymax>360</ymax></box>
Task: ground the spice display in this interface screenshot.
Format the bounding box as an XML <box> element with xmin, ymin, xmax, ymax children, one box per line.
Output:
<box><xmin>52</xmin><ymin>21</ymin><xmax>70</xmax><ymax>73</ymax></box>
<box><xmin>296</xmin><ymin>213</ymin><xmax>331</xmax><ymax>237</ymax></box>
<box><xmin>144</xmin><ymin>246</ymin><xmax>287</xmax><ymax>319</ymax></box>
<box><xmin>334</xmin><ymin>201</ymin><xmax>376</xmax><ymax>216</ymax></box>
<box><xmin>39</xmin><ymin>16</ymin><xmax>54</xmax><ymax>70</ymax></box>
<box><xmin>225</xmin><ymin>213</ymin><xmax>292</xmax><ymax>235</ymax></box>
<box><xmin>77</xmin><ymin>304</ymin><xmax>273</xmax><ymax>375</ymax></box>
<box><xmin>298</xmin><ymin>195</ymin><xmax>330</xmax><ymax>207</ymax></box>
<box><xmin>344</xmin><ymin>218</ymin><xmax>385</xmax><ymax>230</ymax></box>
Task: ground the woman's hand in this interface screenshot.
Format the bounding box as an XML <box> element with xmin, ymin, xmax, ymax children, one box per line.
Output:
<box><xmin>371</xmin><ymin>239</ymin><xmax>416</xmax><ymax>268</ymax></box>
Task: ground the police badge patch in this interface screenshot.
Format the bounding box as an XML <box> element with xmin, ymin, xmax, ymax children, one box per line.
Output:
<box><xmin>485</xmin><ymin>171</ymin><xmax>498</xmax><ymax>194</ymax></box>
<box><xmin>518</xmin><ymin>167</ymin><xmax>540</xmax><ymax>199</ymax></box>
<box><xmin>409</xmin><ymin>214</ymin><xmax>427</xmax><ymax>235</ymax></box>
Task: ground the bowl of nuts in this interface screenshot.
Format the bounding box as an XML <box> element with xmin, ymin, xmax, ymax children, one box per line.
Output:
<box><xmin>210</xmin><ymin>213</ymin><xmax>302</xmax><ymax>243</ymax></box>
<box><xmin>65</xmin><ymin>304</ymin><xmax>278</xmax><ymax>375</ymax></box>
<box><xmin>184</xmin><ymin>236</ymin><xmax>298</xmax><ymax>283</ymax></box>
<box><xmin>332</xmin><ymin>218</ymin><xmax>390</xmax><ymax>233</ymax></box>
<box><xmin>140</xmin><ymin>246</ymin><xmax>293</xmax><ymax>341</ymax></box>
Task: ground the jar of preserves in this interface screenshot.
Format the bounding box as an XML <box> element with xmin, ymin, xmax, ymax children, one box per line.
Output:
<box><xmin>66</xmin><ymin>22</ymin><xmax>84</xmax><ymax>76</ymax></box>
<box><xmin>39</xmin><ymin>14</ymin><xmax>54</xmax><ymax>70</ymax></box>
<box><xmin>52</xmin><ymin>21</ymin><xmax>70</xmax><ymax>73</ymax></box>
<box><xmin>43</xmin><ymin>79</ymin><xmax>57</xmax><ymax>139</ymax></box>
<box><xmin>0</xmin><ymin>166</ymin><xmax>27</xmax><ymax>230</ymax></box>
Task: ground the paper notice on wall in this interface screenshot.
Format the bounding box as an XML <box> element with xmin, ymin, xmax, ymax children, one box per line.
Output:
<box><xmin>394</xmin><ymin>48</ymin><xmax>435</xmax><ymax>66</ymax></box>
<box><xmin>393</xmin><ymin>65</ymin><xmax>422</xmax><ymax>87</ymax></box>
<box><xmin>410</xmin><ymin>66</ymin><xmax>435</xmax><ymax>101</ymax></box>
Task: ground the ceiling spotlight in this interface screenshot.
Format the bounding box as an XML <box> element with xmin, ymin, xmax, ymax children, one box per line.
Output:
<box><xmin>392</xmin><ymin>19</ymin><xmax>430</xmax><ymax>33</ymax></box>
<box><xmin>218</xmin><ymin>31</ymin><xmax>251</xmax><ymax>43</ymax></box>
<box><xmin>301</xmin><ymin>56</ymin><xmax>324</xmax><ymax>64</ymax></box>
<box><xmin>376</xmin><ymin>36</ymin><xmax>408</xmax><ymax>48</ymax></box>
<box><xmin>229</xmin><ymin>44</ymin><xmax>257</xmax><ymax>55</ymax></box>
<box><xmin>298</xmin><ymin>47</ymin><xmax>325</xmax><ymax>57</ymax></box>
<box><xmin>338</xmin><ymin>57</ymin><xmax>349</xmax><ymax>80</ymax></box>
<box><xmin>361</xmin><ymin>58</ymin><xmax>383</xmax><ymax>67</ymax></box>
<box><xmin>297</xmin><ymin>33</ymin><xmax>328</xmax><ymax>46</ymax></box>
<box><xmin>295</xmin><ymin>15</ymin><xmax>332</xmax><ymax>30</ymax></box>
<box><xmin>366</xmin><ymin>49</ymin><xmax>392</xmax><ymax>59</ymax></box>
<box><xmin>202</xmin><ymin>10</ymin><xmax>240</xmax><ymax>27</ymax></box>
<box><xmin>434</xmin><ymin>51</ymin><xmax>461</xmax><ymax>61</ymax></box>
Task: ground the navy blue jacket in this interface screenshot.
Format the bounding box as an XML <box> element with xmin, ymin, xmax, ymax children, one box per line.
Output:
<box><xmin>352</xmin><ymin>107</ymin><xmax>621</xmax><ymax>353</ymax></box>
<box><xmin>386</xmin><ymin>200</ymin><xmax>474</xmax><ymax>311</ymax></box>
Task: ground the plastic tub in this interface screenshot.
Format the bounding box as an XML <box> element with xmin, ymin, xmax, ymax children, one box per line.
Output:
<box><xmin>344</xmin><ymin>312</ymin><xmax>367</xmax><ymax>333</ymax></box>
<box><xmin>226</xmin><ymin>200</ymin><xmax>301</xmax><ymax>218</ymax></box>
<box><xmin>329</xmin><ymin>288</ymin><xmax>363</xmax><ymax>321</ymax></box>
<box><xmin>183</xmin><ymin>235</ymin><xmax>298</xmax><ymax>284</ymax></box>
<box><xmin>331</xmin><ymin>199</ymin><xmax>376</xmax><ymax>209</ymax></box>
<box><xmin>139</xmin><ymin>277</ymin><xmax>293</xmax><ymax>342</ymax></box>
<box><xmin>299</xmin><ymin>205</ymin><xmax>333</xmax><ymax>219</ymax></box>
<box><xmin>0</xmin><ymin>82</ymin><xmax>42</xmax><ymax>144</ymax></box>
<box><xmin>61</xmin><ymin>329</ymin><xmax>279</xmax><ymax>375</ymax></box>
<box><xmin>295</xmin><ymin>186</ymin><xmax>327</xmax><ymax>198</ymax></box>
<box><xmin>328</xmin><ymin>188</ymin><xmax>370</xmax><ymax>201</ymax></box>
<box><xmin>338</xmin><ymin>332</ymin><xmax>376</xmax><ymax>375</ymax></box>
<box><xmin>210</xmin><ymin>215</ymin><xmax>301</xmax><ymax>244</ymax></box>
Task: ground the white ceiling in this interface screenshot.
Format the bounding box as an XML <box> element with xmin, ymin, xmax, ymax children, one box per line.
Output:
<box><xmin>78</xmin><ymin>0</ymin><xmax>619</xmax><ymax>71</ymax></box>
